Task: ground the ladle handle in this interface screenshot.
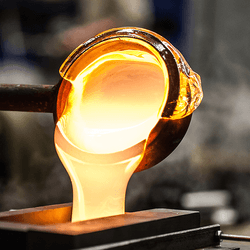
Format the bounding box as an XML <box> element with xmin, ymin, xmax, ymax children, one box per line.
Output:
<box><xmin>0</xmin><ymin>84</ymin><xmax>59</xmax><ymax>113</ymax></box>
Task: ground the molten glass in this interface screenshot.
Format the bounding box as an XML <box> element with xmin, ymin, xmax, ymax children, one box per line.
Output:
<box><xmin>54</xmin><ymin>28</ymin><xmax>202</xmax><ymax>222</ymax></box>
<box><xmin>55</xmin><ymin>125</ymin><xmax>144</xmax><ymax>221</ymax></box>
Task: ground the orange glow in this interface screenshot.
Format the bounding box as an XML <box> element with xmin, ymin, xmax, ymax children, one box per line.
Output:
<box><xmin>55</xmin><ymin>39</ymin><xmax>169</xmax><ymax>222</ymax></box>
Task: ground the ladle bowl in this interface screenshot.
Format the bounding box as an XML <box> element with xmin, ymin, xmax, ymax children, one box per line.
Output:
<box><xmin>0</xmin><ymin>27</ymin><xmax>202</xmax><ymax>172</ymax></box>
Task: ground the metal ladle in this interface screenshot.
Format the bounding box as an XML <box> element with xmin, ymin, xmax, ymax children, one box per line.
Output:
<box><xmin>0</xmin><ymin>27</ymin><xmax>202</xmax><ymax>172</ymax></box>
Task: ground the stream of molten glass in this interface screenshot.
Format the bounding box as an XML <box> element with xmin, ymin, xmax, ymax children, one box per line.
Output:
<box><xmin>54</xmin><ymin>48</ymin><xmax>168</xmax><ymax>222</ymax></box>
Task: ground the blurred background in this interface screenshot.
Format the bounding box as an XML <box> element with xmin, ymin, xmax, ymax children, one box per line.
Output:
<box><xmin>0</xmin><ymin>0</ymin><xmax>250</xmax><ymax>236</ymax></box>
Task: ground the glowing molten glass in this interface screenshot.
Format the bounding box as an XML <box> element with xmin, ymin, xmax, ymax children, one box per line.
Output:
<box><xmin>55</xmin><ymin>39</ymin><xmax>168</xmax><ymax>222</ymax></box>
<box><xmin>54</xmin><ymin>28</ymin><xmax>202</xmax><ymax>222</ymax></box>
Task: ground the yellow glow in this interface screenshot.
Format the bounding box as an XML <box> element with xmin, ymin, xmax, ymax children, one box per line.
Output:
<box><xmin>55</xmin><ymin>40</ymin><xmax>168</xmax><ymax>222</ymax></box>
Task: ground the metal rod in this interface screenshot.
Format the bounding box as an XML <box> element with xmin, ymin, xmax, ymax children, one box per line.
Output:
<box><xmin>221</xmin><ymin>233</ymin><xmax>250</xmax><ymax>242</ymax></box>
<box><xmin>0</xmin><ymin>83</ymin><xmax>59</xmax><ymax>113</ymax></box>
<box><xmin>216</xmin><ymin>230</ymin><xmax>250</xmax><ymax>242</ymax></box>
